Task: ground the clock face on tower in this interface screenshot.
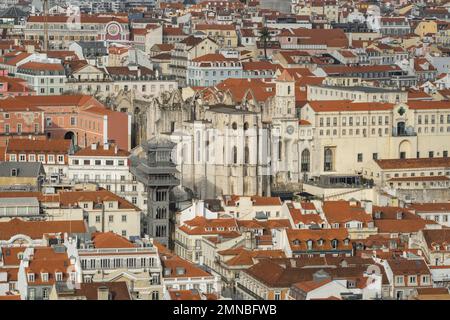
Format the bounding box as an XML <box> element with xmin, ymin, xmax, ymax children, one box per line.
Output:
<box><xmin>286</xmin><ymin>125</ymin><xmax>294</xmax><ymax>135</ymax></box>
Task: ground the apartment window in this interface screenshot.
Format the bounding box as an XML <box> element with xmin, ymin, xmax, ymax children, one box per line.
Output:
<box><xmin>42</xmin><ymin>288</ymin><xmax>49</xmax><ymax>300</ymax></box>
<box><xmin>373</xmin><ymin>153</ymin><xmax>378</xmax><ymax>160</ymax></box>
<box><xmin>132</xmin><ymin>197</ymin><xmax>137</xmax><ymax>205</ymax></box>
<box><xmin>122</xmin><ymin>215</ymin><xmax>127</xmax><ymax>222</ymax></box>
<box><xmin>95</xmin><ymin>160</ymin><xmax>101</xmax><ymax>165</ymax></box>
<box><xmin>29</xmin><ymin>154</ymin><xmax>36</xmax><ymax>162</ymax></box>
<box><xmin>5</xmin><ymin>124</ymin><xmax>9</xmax><ymax>133</ymax></box>
<box><xmin>122</xmin><ymin>230</ymin><xmax>127</xmax><ymax>237</ymax></box>
<box><xmin>118</xmin><ymin>160</ymin><xmax>125</xmax><ymax>166</ymax></box>
<box><xmin>57</xmin><ymin>155</ymin><xmax>64</xmax><ymax>163</ymax></box>
<box><xmin>19</xmin><ymin>154</ymin><xmax>26</xmax><ymax>162</ymax></box>
<box><xmin>29</xmin><ymin>288</ymin><xmax>36</xmax><ymax>300</ymax></box>
<box><xmin>48</xmin><ymin>155</ymin><xmax>55</xmax><ymax>163</ymax></box>
<box><xmin>70</xmin><ymin>117</ymin><xmax>76</xmax><ymax>125</ymax></box>
<box><xmin>395</xmin><ymin>276</ymin><xmax>404</xmax><ymax>285</ymax></box>
<box><xmin>17</xmin><ymin>123</ymin><xmax>22</xmax><ymax>133</ymax></box>
<box><xmin>357</xmin><ymin>153</ymin><xmax>363</xmax><ymax>162</ymax></box>
<box><xmin>96</xmin><ymin>215</ymin><xmax>100</xmax><ymax>223</ymax></box>
<box><xmin>429</xmin><ymin>151</ymin><xmax>434</xmax><ymax>158</ymax></box>
<box><xmin>84</xmin><ymin>159</ymin><xmax>90</xmax><ymax>165</ymax></box>
<box><xmin>409</xmin><ymin>275</ymin><xmax>417</xmax><ymax>285</ymax></box>
<box><xmin>105</xmin><ymin>160</ymin><xmax>114</xmax><ymax>165</ymax></box>
<box><xmin>120</xmin><ymin>185</ymin><xmax>125</xmax><ymax>192</ymax></box>
<box><xmin>109</xmin><ymin>215</ymin><xmax>114</xmax><ymax>222</ymax></box>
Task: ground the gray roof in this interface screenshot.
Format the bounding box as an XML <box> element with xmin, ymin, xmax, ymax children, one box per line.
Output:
<box><xmin>0</xmin><ymin>197</ymin><xmax>39</xmax><ymax>207</ymax></box>
<box><xmin>0</xmin><ymin>7</ymin><xmax>28</xmax><ymax>18</ymax></box>
<box><xmin>0</xmin><ymin>162</ymin><xmax>45</xmax><ymax>177</ymax></box>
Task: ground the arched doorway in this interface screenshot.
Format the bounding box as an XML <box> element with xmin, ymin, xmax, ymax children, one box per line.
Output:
<box><xmin>398</xmin><ymin>140</ymin><xmax>411</xmax><ymax>159</ymax></box>
<box><xmin>64</xmin><ymin>131</ymin><xmax>75</xmax><ymax>145</ymax></box>
<box><xmin>397</xmin><ymin>121</ymin><xmax>406</xmax><ymax>136</ymax></box>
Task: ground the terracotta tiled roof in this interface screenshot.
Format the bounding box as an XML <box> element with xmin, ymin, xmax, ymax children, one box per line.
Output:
<box><xmin>92</xmin><ymin>232</ymin><xmax>135</xmax><ymax>249</ymax></box>
<box><xmin>1</xmin><ymin>247</ymin><xmax>25</xmax><ymax>266</ymax></box>
<box><xmin>69</xmin><ymin>282</ymin><xmax>131</xmax><ymax>300</ymax></box>
<box><xmin>292</xmin><ymin>278</ymin><xmax>332</xmax><ymax>292</ymax></box>
<box><xmin>409</xmin><ymin>203</ymin><xmax>450</xmax><ymax>212</ymax></box>
<box><xmin>179</xmin><ymin>216</ymin><xmax>239</xmax><ymax>236</ymax></box>
<box><xmin>27</xmin><ymin>14</ymin><xmax>128</xmax><ymax>24</ymax></box>
<box><xmin>6</xmin><ymin>138</ymin><xmax>71</xmax><ymax>154</ymax></box>
<box><xmin>375</xmin><ymin>157</ymin><xmax>450</xmax><ymax>169</ymax></box>
<box><xmin>161</xmin><ymin>254</ymin><xmax>213</xmax><ymax>278</ymax></box>
<box><xmin>421</xmin><ymin>229</ymin><xmax>450</xmax><ymax>251</ymax></box>
<box><xmin>388</xmin><ymin>176</ymin><xmax>449</xmax><ymax>182</ymax></box>
<box><xmin>407</xmin><ymin>100</ymin><xmax>450</xmax><ymax>110</ymax></box>
<box><xmin>0</xmin><ymin>218</ymin><xmax>87</xmax><ymax>240</ymax></box>
<box><xmin>374</xmin><ymin>219</ymin><xmax>437</xmax><ymax>234</ymax></box>
<box><xmin>25</xmin><ymin>247</ymin><xmax>73</xmax><ymax>285</ymax></box>
<box><xmin>307</xmin><ymin>100</ymin><xmax>393</xmax><ymax>112</ymax></box>
<box><xmin>287</xmin><ymin>228</ymin><xmax>351</xmax><ymax>252</ymax></box>
<box><xmin>387</xmin><ymin>258</ymin><xmax>430</xmax><ymax>275</ymax></box>
<box><xmin>195</xmin><ymin>23</ymin><xmax>236</xmax><ymax>31</ymax></box>
<box><xmin>73</xmin><ymin>143</ymin><xmax>129</xmax><ymax>157</ymax></box>
<box><xmin>322</xmin><ymin>201</ymin><xmax>373</xmax><ymax>226</ymax></box>
<box><xmin>18</xmin><ymin>61</ymin><xmax>64</xmax><ymax>71</ymax></box>
<box><xmin>169</xmin><ymin>289</ymin><xmax>202</xmax><ymax>300</ymax></box>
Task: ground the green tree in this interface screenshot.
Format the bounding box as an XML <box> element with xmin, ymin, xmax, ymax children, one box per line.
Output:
<box><xmin>258</xmin><ymin>27</ymin><xmax>271</xmax><ymax>60</ymax></box>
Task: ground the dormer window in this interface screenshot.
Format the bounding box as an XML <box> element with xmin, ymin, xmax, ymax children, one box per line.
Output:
<box><xmin>27</xmin><ymin>273</ymin><xmax>35</xmax><ymax>282</ymax></box>
<box><xmin>318</xmin><ymin>239</ymin><xmax>324</xmax><ymax>246</ymax></box>
<box><xmin>175</xmin><ymin>267</ymin><xmax>186</xmax><ymax>275</ymax></box>
<box><xmin>293</xmin><ymin>239</ymin><xmax>300</xmax><ymax>245</ymax></box>
<box><xmin>205</xmin><ymin>227</ymin><xmax>212</xmax><ymax>232</ymax></box>
<box><xmin>307</xmin><ymin>240</ymin><xmax>313</xmax><ymax>250</ymax></box>
<box><xmin>344</xmin><ymin>238</ymin><xmax>350</xmax><ymax>246</ymax></box>
<box><xmin>41</xmin><ymin>272</ymin><xmax>49</xmax><ymax>282</ymax></box>
<box><xmin>217</xmin><ymin>227</ymin><xmax>224</xmax><ymax>231</ymax></box>
<box><xmin>55</xmin><ymin>272</ymin><xmax>63</xmax><ymax>282</ymax></box>
<box><xmin>331</xmin><ymin>239</ymin><xmax>338</xmax><ymax>249</ymax></box>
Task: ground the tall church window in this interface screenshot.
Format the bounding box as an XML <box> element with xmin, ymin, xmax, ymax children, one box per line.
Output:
<box><xmin>324</xmin><ymin>148</ymin><xmax>333</xmax><ymax>172</ymax></box>
<box><xmin>301</xmin><ymin>149</ymin><xmax>310</xmax><ymax>172</ymax></box>
<box><xmin>232</xmin><ymin>146</ymin><xmax>238</xmax><ymax>164</ymax></box>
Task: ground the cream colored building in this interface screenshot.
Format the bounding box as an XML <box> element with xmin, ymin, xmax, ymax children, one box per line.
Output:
<box><xmin>300</xmin><ymin>100</ymin><xmax>450</xmax><ymax>178</ymax></box>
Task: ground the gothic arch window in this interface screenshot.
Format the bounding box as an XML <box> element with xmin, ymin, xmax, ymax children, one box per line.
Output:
<box><xmin>196</xmin><ymin>131</ymin><xmax>201</xmax><ymax>162</ymax></box>
<box><xmin>243</xmin><ymin>122</ymin><xmax>249</xmax><ymax>131</ymax></box>
<box><xmin>232</xmin><ymin>146</ymin><xmax>238</xmax><ymax>164</ymax></box>
<box><xmin>301</xmin><ymin>149</ymin><xmax>310</xmax><ymax>172</ymax></box>
<box><xmin>324</xmin><ymin>148</ymin><xmax>333</xmax><ymax>172</ymax></box>
<box><xmin>278</xmin><ymin>139</ymin><xmax>282</xmax><ymax>161</ymax></box>
<box><xmin>244</xmin><ymin>146</ymin><xmax>250</xmax><ymax>164</ymax></box>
